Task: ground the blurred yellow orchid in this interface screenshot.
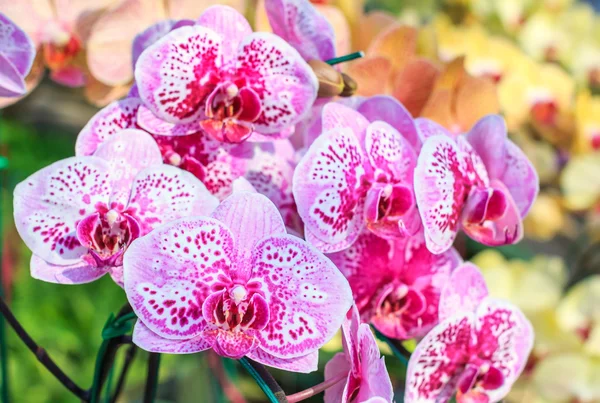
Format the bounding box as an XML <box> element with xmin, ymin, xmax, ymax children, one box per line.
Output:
<box><xmin>573</xmin><ymin>91</ymin><xmax>600</xmax><ymax>154</ymax></box>
<box><xmin>561</xmin><ymin>153</ymin><xmax>600</xmax><ymax>211</ymax></box>
<box><xmin>471</xmin><ymin>250</ymin><xmax>567</xmax><ymax>315</ymax></box>
<box><xmin>523</xmin><ymin>193</ymin><xmax>570</xmax><ymax>241</ymax></box>
<box><xmin>498</xmin><ymin>58</ymin><xmax>575</xmax><ymax>145</ymax></box>
<box><xmin>557</xmin><ymin>276</ymin><xmax>600</xmax><ymax>357</ymax></box>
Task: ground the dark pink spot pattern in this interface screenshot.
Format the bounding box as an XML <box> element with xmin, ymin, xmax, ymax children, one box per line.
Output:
<box><xmin>329</xmin><ymin>231</ymin><xmax>461</xmax><ymax>340</ymax></box>
<box><xmin>125</xmin><ymin>192</ymin><xmax>352</xmax><ymax>369</ymax></box>
<box><xmin>406</xmin><ymin>298</ymin><xmax>533</xmax><ymax>403</ymax></box>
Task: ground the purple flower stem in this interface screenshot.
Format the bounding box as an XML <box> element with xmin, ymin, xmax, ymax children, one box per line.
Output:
<box><xmin>286</xmin><ymin>372</ymin><xmax>347</xmax><ymax>402</ymax></box>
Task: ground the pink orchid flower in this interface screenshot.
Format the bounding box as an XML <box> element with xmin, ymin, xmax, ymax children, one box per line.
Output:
<box><xmin>134</xmin><ymin>5</ymin><xmax>318</xmax><ymax>143</ymax></box>
<box><xmin>329</xmin><ymin>230</ymin><xmax>461</xmax><ymax>340</ymax></box>
<box><xmin>414</xmin><ymin>115</ymin><xmax>538</xmax><ymax>254</ymax></box>
<box><xmin>75</xmin><ymin>96</ymin><xmax>301</xmax><ymax>231</ymax></box>
<box><xmin>13</xmin><ymin>130</ymin><xmax>218</xmax><ymax>286</ymax></box>
<box><xmin>324</xmin><ymin>305</ymin><xmax>394</xmax><ymax>403</ymax></box>
<box><xmin>0</xmin><ymin>13</ymin><xmax>35</xmax><ymax>99</ymax></box>
<box><xmin>406</xmin><ymin>263</ymin><xmax>534</xmax><ymax>403</ymax></box>
<box><xmin>293</xmin><ymin>102</ymin><xmax>421</xmax><ymax>253</ymax></box>
<box><xmin>124</xmin><ymin>192</ymin><xmax>353</xmax><ymax>372</ymax></box>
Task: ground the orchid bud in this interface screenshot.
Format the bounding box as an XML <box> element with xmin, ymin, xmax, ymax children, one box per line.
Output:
<box><xmin>308</xmin><ymin>59</ymin><xmax>344</xmax><ymax>98</ymax></box>
<box><xmin>340</xmin><ymin>73</ymin><xmax>357</xmax><ymax>97</ymax></box>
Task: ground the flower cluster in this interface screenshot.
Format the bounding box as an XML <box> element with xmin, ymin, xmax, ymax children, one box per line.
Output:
<box><xmin>6</xmin><ymin>1</ymin><xmax>542</xmax><ymax>402</ymax></box>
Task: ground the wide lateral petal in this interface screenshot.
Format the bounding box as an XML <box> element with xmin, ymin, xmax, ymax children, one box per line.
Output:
<box><xmin>265</xmin><ymin>0</ymin><xmax>336</xmax><ymax>61</ymax></box>
<box><xmin>252</xmin><ymin>234</ymin><xmax>353</xmax><ymax>358</ymax></box>
<box><xmin>355</xmin><ymin>325</ymin><xmax>394</xmax><ymax>403</ymax></box>
<box><xmin>14</xmin><ymin>157</ymin><xmax>111</xmax><ymax>265</ymax></box>
<box><xmin>124</xmin><ymin>217</ymin><xmax>235</xmax><ymax>339</ymax></box>
<box><xmin>293</xmin><ymin>128</ymin><xmax>368</xmax><ymax>250</ymax></box>
<box><xmin>464</xmin><ymin>115</ymin><xmax>507</xmax><ymax>180</ymax></box>
<box><xmin>236</xmin><ymin>33</ymin><xmax>317</xmax><ymax>133</ymax></box>
<box><xmin>126</xmin><ymin>165</ymin><xmax>219</xmax><ymax>235</ymax></box>
<box><xmin>135</xmin><ymin>25</ymin><xmax>223</xmax><ymax>124</ymax></box>
<box><xmin>75</xmin><ymin>98</ymin><xmax>142</xmax><ymax>156</ymax></box>
<box><xmin>500</xmin><ymin>140</ymin><xmax>539</xmax><ymax>217</ymax></box>
<box><xmin>321</xmin><ymin>102</ymin><xmax>370</xmax><ymax>145</ymax></box>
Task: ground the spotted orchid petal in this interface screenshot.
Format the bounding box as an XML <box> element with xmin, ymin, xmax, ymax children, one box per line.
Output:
<box><xmin>93</xmin><ymin>129</ymin><xmax>163</xmax><ymax>205</ymax></box>
<box><xmin>461</xmin><ymin>180</ymin><xmax>524</xmax><ymax>247</ymax></box>
<box><xmin>132</xmin><ymin>19</ymin><xmax>195</xmax><ymax>67</ymax></box>
<box><xmin>135</xmin><ymin>25</ymin><xmax>223</xmax><ymax>124</ymax></box>
<box><xmin>366</xmin><ymin>121</ymin><xmax>416</xmax><ymax>187</ymax></box>
<box><xmin>406</xmin><ymin>298</ymin><xmax>533</xmax><ymax>403</ymax></box>
<box><xmin>124</xmin><ymin>217</ymin><xmax>236</xmax><ymax>339</ymax></box>
<box><xmin>13</xmin><ymin>157</ymin><xmax>111</xmax><ymax>265</ymax></box>
<box><xmin>126</xmin><ymin>165</ymin><xmax>219</xmax><ymax>235</ymax></box>
<box><xmin>405</xmin><ymin>313</ymin><xmax>474</xmax><ymax>403</ymax></box>
<box><xmin>251</xmin><ymin>232</ymin><xmax>352</xmax><ymax>358</ymax></box>
<box><xmin>196</xmin><ymin>5</ymin><xmax>252</xmax><ymax>65</ymax></box>
<box><xmin>265</xmin><ymin>0</ymin><xmax>336</xmax><ymax>61</ymax></box>
<box><xmin>358</xmin><ymin>96</ymin><xmax>420</xmax><ymax>151</ymax></box>
<box><xmin>76</xmin><ymin>98</ymin><xmax>142</xmax><ymax>156</ymax></box>
<box><xmin>414</xmin><ymin>117</ymin><xmax>453</xmax><ymax>144</ymax></box>
<box><xmin>247</xmin><ymin>348</ymin><xmax>318</xmax><ymax>373</ymax></box>
<box><xmin>235</xmin><ymin>32</ymin><xmax>317</xmax><ymax>134</ymax></box>
<box><xmin>132</xmin><ymin>320</ymin><xmax>212</xmax><ymax>353</ymax></box>
<box><xmin>30</xmin><ymin>254</ymin><xmax>106</xmax><ymax>285</ymax></box>
<box><xmin>293</xmin><ymin>127</ymin><xmax>368</xmax><ymax>251</ymax></box>
<box><xmin>355</xmin><ymin>325</ymin><xmax>394</xmax><ymax>402</ymax></box>
<box><xmin>439</xmin><ymin>263</ymin><xmax>489</xmax><ymax>322</ymax></box>
<box><xmin>414</xmin><ymin>136</ymin><xmax>468</xmax><ymax>254</ymax></box>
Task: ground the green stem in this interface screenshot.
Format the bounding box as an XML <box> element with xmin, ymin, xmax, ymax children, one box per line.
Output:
<box><xmin>143</xmin><ymin>353</ymin><xmax>161</xmax><ymax>403</ymax></box>
<box><xmin>325</xmin><ymin>51</ymin><xmax>365</xmax><ymax>66</ymax></box>
<box><xmin>373</xmin><ymin>327</ymin><xmax>410</xmax><ymax>367</ymax></box>
<box><xmin>239</xmin><ymin>357</ymin><xmax>287</xmax><ymax>403</ymax></box>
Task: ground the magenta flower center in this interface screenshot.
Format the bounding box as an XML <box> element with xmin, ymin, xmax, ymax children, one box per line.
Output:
<box><xmin>378</xmin><ymin>285</ymin><xmax>426</xmax><ymax>318</ymax></box>
<box><xmin>203</xmin><ymin>282</ymin><xmax>269</xmax><ymax>333</ymax></box>
<box><xmin>76</xmin><ymin>204</ymin><xmax>141</xmax><ymax>267</ymax></box>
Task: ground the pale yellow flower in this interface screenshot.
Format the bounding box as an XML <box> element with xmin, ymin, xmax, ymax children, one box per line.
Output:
<box><xmin>561</xmin><ymin>153</ymin><xmax>600</xmax><ymax>211</ymax></box>
<box><xmin>573</xmin><ymin>91</ymin><xmax>600</xmax><ymax>154</ymax></box>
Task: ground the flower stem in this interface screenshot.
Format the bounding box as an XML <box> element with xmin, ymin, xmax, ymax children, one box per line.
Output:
<box><xmin>286</xmin><ymin>372</ymin><xmax>347</xmax><ymax>402</ymax></box>
<box><xmin>143</xmin><ymin>353</ymin><xmax>161</xmax><ymax>403</ymax></box>
<box><xmin>239</xmin><ymin>357</ymin><xmax>288</xmax><ymax>403</ymax></box>
<box><xmin>325</xmin><ymin>51</ymin><xmax>365</xmax><ymax>66</ymax></box>
<box><xmin>208</xmin><ymin>352</ymin><xmax>246</xmax><ymax>403</ymax></box>
<box><xmin>110</xmin><ymin>344</ymin><xmax>137</xmax><ymax>403</ymax></box>
<box><xmin>373</xmin><ymin>327</ymin><xmax>411</xmax><ymax>367</ymax></box>
<box><xmin>0</xmin><ymin>295</ymin><xmax>89</xmax><ymax>400</ymax></box>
